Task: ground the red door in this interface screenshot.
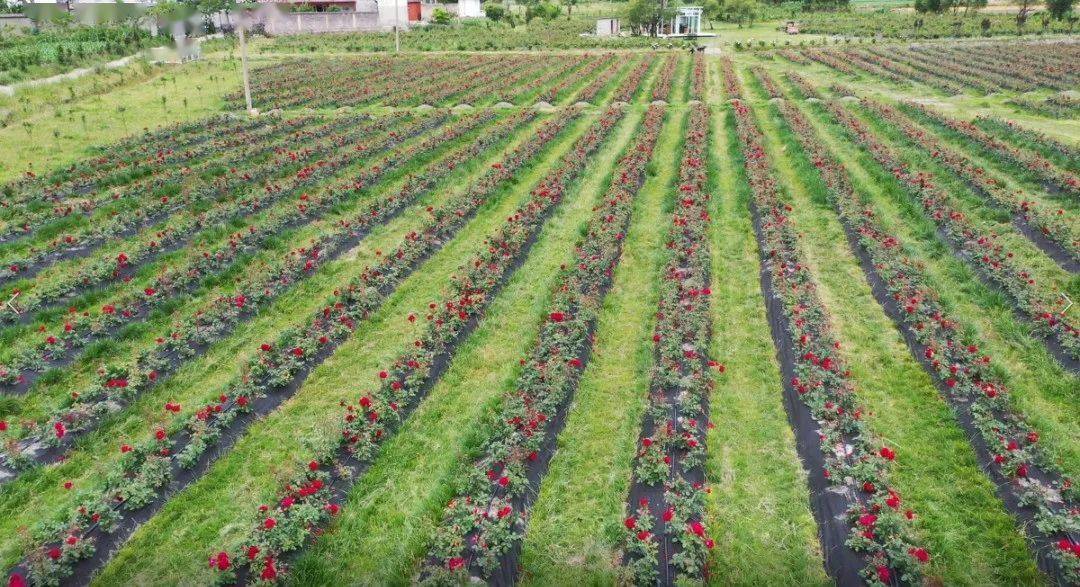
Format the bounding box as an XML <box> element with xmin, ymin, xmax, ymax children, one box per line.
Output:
<box><xmin>408</xmin><ymin>1</ymin><xmax>421</xmax><ymax>22</ymax></box>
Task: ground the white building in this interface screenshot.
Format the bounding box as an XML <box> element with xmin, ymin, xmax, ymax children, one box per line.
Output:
<box><xmin>458</xmin><ymin>0</ymin><xmax>481</xmax><ymax>18</ymax></box>
<box><xmin>596</xmin><ymin>17</ymin><xmax>619</xmax><ymax>36</ymax></box>
<box><xmin>669</xmin><ymin>6</ymin><xmax>701</xmax><ymax>36</ymax></box>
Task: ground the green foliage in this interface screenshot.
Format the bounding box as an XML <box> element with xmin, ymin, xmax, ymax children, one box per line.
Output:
<box><xmin>624</xmin><ymin>0</ymin><xmax>676</xmax><ymax>36</ymax></box>
<box><xmin>431</xmin><ymin>6</ymin><xmax>454</xmax><ymax>24</ymax></box>
<box><xmin>796</xmin><ymin>10</ymin><xmax>1076</xmax><ymax>36</ymax></box>
<box><xmin>723</xmin><ymin>0</ymin><xmax>760</xmax><ymax>26</ymax></box>
<box><xmin>483</xmin><ymin>1</ymin><xmax>507</xmax><ymax>21</ymax></box>
<box><xmin>525</xmin><ymin>1</ymin><xmax>562</xmax><ymax>22</ymax></box>
<box><xmin>1046</xmin><ymin>0</ymin><xmax>1075</xmax><ymax>19</ymax></box>
<box><xmin>0</xmin><ymin>24</ymin><xmax>161</xmax><ymax>85</ymax></box>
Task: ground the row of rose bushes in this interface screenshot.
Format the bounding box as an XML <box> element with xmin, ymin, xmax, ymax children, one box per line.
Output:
<box><xmin>751</xmin><ymin>65</ymin><xmax>784</xmax><ymax>99</ymax></box>
<box><xmin>233</xmin><ymin>54</ymin><xmax>597</xmax><ymax>110</ymax></box>
<box><xmin>691</xmin><ymin>52</ymin><xmax>705</xmax><ymax>102</ymax></box>
<box><xmin>0</xmin><ymin>113</ymin><xmax>441</xmax><ymax>389</ymax></box>
<box><xmin>1</xmin><ymin>113</ymin><xmax>261</xmax><ymax>210</ymax></box>
<box><xmin>226</xmin><ymin>56</ymin><xmax>460</xmax><ymax>110</ymax></box>
<box><xmin>568</xmin><ymin>54</ymin><xmax>629</xmax><ymax>104</ymax></box>
<box><xmin>776</xmin><ymin>49</ymin><xmax>810</xmax><ymax>65</ymax></box>
<box><xmin>771</xmin><ymin>80</ymin><xmax>1080</xmax><ymax>584</ymax></box>
<box><xmin>930</xmin><ymin>45</ymin><xmax>1072</xmax><ymax>92</ymax></box>
<box><xmin>206</xmin><ymin>105</ymin><xmax>628</xmax><ymax>585</ymax></box>
<box><xmin>428</xmin><ymin>57</ymin><xmax>550</xmax><ymax>107</ymax></box>
<box><xmin>0</xmin><ymin>114</ymin><xmax>371</xmax><ymax>286</ymax></box>
<box><xmin>622</xmin><ymin>102</ymin><xmax>719</xmax><ymax>586</ymax></box>
<box><xmin>419</xmin><ymin>103</ymin><xmax>666</xmax><ymax>584</ymax></box>
<box><xmin>0</xmin><ymin>112</ymin><xmax>428</xmax><ymax>328</ymax></box>
<box><xmin>857</xmin><ymin>98</ymin><xmax>1078</xmax><ymax>264</ymax></box>
<box><xmin>819</xmin><ymin>90</ymin><xmax>1080</xmax><ymax>362</ymax></box>
<box><xmin>973</xmin><ymin>117</ymin><xmax>1079</xmax><ymax>176</ymax></box>
<box><xmin>784</xmin><ymin>71</ymin><xmax>821</xmax><ymax>101</ymax></box>
<box><xmin>730</xmin><ymin>69</ymin><xmax>928</xmax><ymax>586</ymax></box>
<box><xmin>246</xmin><ymin>55</ymin><xmax>546</xmax><ymax>109</ymax></box>
<box><xmin>0</xmin><ymin>115</ymin><xmax>315</xmax><ymax>245</ymax></box>
<box><xmin>954</xmin><ymin>42</ymin><xmax>1080</xmax><ymax>88</ymax></box>
<box><xmin>0</xmin><ymin>110</ymin><xmax>531</xmax><ymax>473</ymax></box>
<box><xmin>798</xmin><ymin>49</ymin><xmax>858</xmax><ymax>79</ymax></box>
<box><xmin>538</xmin><ymin>54</ymin><xmax>613</xmax><ymax>105</ymax></box>
<box><xmin>847</xmin><ymin>48</ymin><xmax>961</xmax><ymax>94</ymax></box>
<box><xmin>837</xmin><ymin>50</ymin><xmax>910</xmax><ymax>87</ymax></box>
<box><xmin>1007</xmin><ymin>92</ymin><xmax>1080</xmax><ymax>121</ymax></box>
<box><xmin>607</xmin><ymin>54</ymin><xmax>662</xmax><ymax>107</ymax></box>
<box><xmin>4</xmin><ymin>108</ymin><xmax>586</xmax><ymax>587</ymax></box>
<box><xmin>616</xmin><ymin>57</ymin><xmax>655</xmax><ymax>103</ymax></box>
<box><xmin>651</xmin><ymin>55</ymin><xmax>678</xmax><ymax>103</ymax></box>
<box><xmin>877</xmin><ymin>46</ymin><xmax>1022</xmax><ymax>93</ymax></box>
<box><xmin>903</xmin><ymin>103</ymin><xmax>1080</xmax><ymax>199</ymax></box>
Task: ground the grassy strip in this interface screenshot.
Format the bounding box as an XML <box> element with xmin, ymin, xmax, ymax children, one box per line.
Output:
<box><xmin>85</xmin><ymin>108</ymin><xmax>609</xmax><ymax>585</ymax></box>
<box><xmin>0</xmin><ymin>59</ymin><xmax>240</xmax><ymax>182</ymax></box>
<box><xmin>515</xmin><ymin>106</ymin><xmax>684</xmax><ymax>585</ymax></box>
<box><xmin>786</xmin><ymin>82</ymin><xmax>1080</xmax><ymax>485</ymax></box>
<box><xmin>280</xmin><ymin>102</ymin><xmax>651</xmax><ymax>586</ymax></box>
<box><xmin>702</xmin><ymin>102</ymin><xmax>829</xmax><ymax>585</ymax></box>
<box><xmin>748</xmin><ymin>81</ymin><xmax>1041</xmax><ymax>583</ymax></box>
<box><xmin>0</xmin><ymin>109</ymin><xmax>569</xmax><ymax>570</ymax></box>
<box><xmin>670</xmin><ymin>54</ymin><xmax>691</xmax><ymax>105</ymax></box>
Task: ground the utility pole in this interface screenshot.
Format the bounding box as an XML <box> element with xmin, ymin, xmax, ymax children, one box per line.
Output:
<box><xmin>395</xmin><ymin>0</ymin><xmax>401</xmax><ymax>52</ymax></box>
<box><xmin>238</xmin><ymin>11</ymin><xmax>253</xmax><ymax>113</ymax></box>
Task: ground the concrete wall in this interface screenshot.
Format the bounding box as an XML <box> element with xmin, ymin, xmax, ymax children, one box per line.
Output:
<box><xmin>420</xmin><ymin>2</ymin><xmax>458</xmax><ymax>21</ymax></box>
<box><xmin>0</xmin><ymin>14</ymin><xmax>34</xmax><ymax>28</ymax></box>
<box><xmin>377</xmin><ymin>0</ymin><xmax>409</xmax><ymax>29</ymax></box>
<box><xmin>260</xmin><ymin>10</ymin><xmax>382</xmax><ymax>34</ymax></box>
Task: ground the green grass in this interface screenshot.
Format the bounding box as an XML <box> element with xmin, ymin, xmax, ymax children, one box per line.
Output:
<box><xmin>0</xmin><ymin>58</ymin><xmax>242</xmax><ymax>182</ymax></box>
<box><xmin>88</xmin><ymin>107</ymin><xmax>622</xmax><ymax>585</ymax></box>
<box><xmin>702</xmin><ymin>100</ymin><xmax>829</xmax><ymax>585</ymax></box>
<box><xmin>747</xmin><ymin>75</ymin><xmax>1042</xmax><ymax>584</ymax></box>
<box><xmin>280</xmin><ymin>101</ymin><xmax>650</xmax><ymax>586</ymax></box>
<box><xmin>516</xmin><ymin>106</ymin><xmax>683</xmax><ymax>586</ymax></box>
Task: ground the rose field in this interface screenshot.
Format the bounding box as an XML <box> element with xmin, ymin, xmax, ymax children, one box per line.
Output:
<box><xmin>0</xmin><ymin>26</ymin><xmax>1077</xmax><ymax>587</ymax></box>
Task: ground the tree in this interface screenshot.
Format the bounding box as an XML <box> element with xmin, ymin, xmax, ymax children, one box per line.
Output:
<box><xmin>624</xmin><ymin>0</ymin><xmax>676</xmax><ymax>36</ymax></box>
<box><xmin>1047</xmin><ymin>0</ymin><xmax>1075</xmax><ymax>19</ymax></box>
<box><xmin>914</xmin><ymin>0</ymin><xmax>947</xmax><ymax>14</ymax></box>
<box><xmin>525</xmin><ymin>1</ymin><xmax>559</xmax><ymax>21</ymax></box>
<box><xmin>701</xmin><ymin>0</ymin><xmax>723</xmax><ymax>29</ymax></box>
<box><xmin>1015</xmin><ymin>0</ymin><xmax>1032</xmax><ymax>33</ymax></box>
<box><xmin>196</xmin><ymin>0</ymin><xmax>235</xmax><ymax>34</ymax></box>
<box><xmin>562</xmin><ymin>0</ymin><xmax>577</xmax><ymax>19</ymax></box>
<box><xmin>723</xmin><ymin>0</ymin><xmax>759</xmax><ymax>27</ymax></box>
<box><xmin>431</xmin><ymin>7</ymin><xmax>454</xmax><ymax>23</ymax></box>
<box><xmin>483</xmin><ymin>1</ymin><xmax>506</xmax><ymax>22</ymax></box>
